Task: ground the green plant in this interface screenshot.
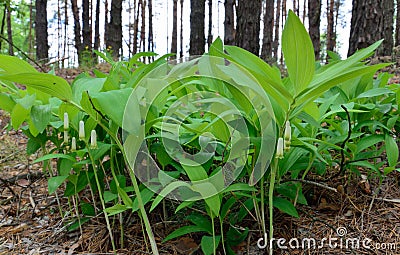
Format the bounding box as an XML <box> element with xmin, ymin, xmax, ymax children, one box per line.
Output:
<box><xmin>0</xmin><ymin>10</ymin><xmax>397</xmax><ymax>255</ymax></box>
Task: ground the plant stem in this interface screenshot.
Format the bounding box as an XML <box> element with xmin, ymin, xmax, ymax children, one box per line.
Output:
<box><xmin>268</xmin><ymin>158</ymin><xmax>278</xmax><ymax>255</ymax></box>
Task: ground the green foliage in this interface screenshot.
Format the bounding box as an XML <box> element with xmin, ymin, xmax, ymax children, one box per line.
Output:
<box><xmin>0</xmin><ymin>11</ymin><xmax>398</xmax><ymax>255</ymax></box>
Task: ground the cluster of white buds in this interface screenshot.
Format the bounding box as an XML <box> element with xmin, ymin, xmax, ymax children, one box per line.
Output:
<box><xmin>63</xmin><ymin>114</ymin><xmax>98</xmax><ymax>151</ymax></box>
<box><xmin>63</xmin><ymin>113</ymin><xmax>69</xmax><ymax>143</ymax></box>
<box><xmin>275</xmin><ymin>121</ymin><xmax>292</xmax><ymax>159</ymax></box>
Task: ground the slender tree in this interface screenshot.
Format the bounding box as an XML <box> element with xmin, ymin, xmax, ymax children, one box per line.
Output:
<box><xmin>207</xmin><ymin>0</ymin><xmax>212</xmax><ymax>47</ymax></box>
<box><xmin>348</xmin><ymin>0</ymin><xmax>393</xmax><ymax>56</ymax></box>
<box><xmin>133</xmin><ymin>0</ymin><xmax>139</xmax><ymax>54</ymax></box>
<box><xmin>0</xmin><ymin>3</ymin><xmax>6</xmax><ymax>51</ymax></box>
<box><xmin>224</xmin><ymin>0</ymin><xmax>235</xmax><ymax>45</ymax></box>
<box><xmin>396</xmin><ymin>0</ymin><xmax>400</xmax><ymax>46</ymax></box>
<box><xmin>82</xmin><ymin>0</ymin><xmax>91</xmax><ymax>50</ymax></box>
<box><xmin>273</xmin><ymin>0</ymin><xmax>281</xmax><ymax>61</ymax></box>
<box><xmin>326</xmin><ymin>0</ymin><xmax>335</xmax><ymax>60</ymax></box>
<box><xmin>94</xmin><ymin>0</ymin><xmax>100</xmax><ymax>51</ymax></box>
<box><xmin>35</xmin><ymin>0</ymin><xmax>48</xmax><ymax>60</ymax></box>
<box><xmin>148</xmin><ymin>0</ymin><xmax>154</xmax><ymax>53</ymax></box>
<box><xmin>179</xmin><ymin>0</ymin><xmax>184</xmax><ymax>57</ymax></box>
<box><xmin>235</xmin><ymin>0</ymin><xmax>262</xmax><ymax>55</ymax></box>
<box><xmin>6</xmin><ymin>1</ymin><xmax>13</xmax><ymax>55</ymax></box>
<box><xmin>106</xmin><ymin>0</ymin><xmax>123</xmax><ymax>58</ymax></box>
<box><xmin>308</xmin><ymin>0</ymin><xmax>321</xmax><ymax>60</ymax></box>
<box><xmin>189</xmin><ymin>0</ymin><xmax>205</xmax><ymax>55</ymax></box>
<box><xmin>140</xmin><ymin>0</ymin><xmax>146</xmax><ymax>52</ymax></box>
<box><xmin>261</xmin><ymin>0</ymin><xmax>274</xmax><ymax>63</ymax></box>
<box><xmin>71</xmin><ymin>0</ymin><xmax>83</xmax><ymax>63</ymax></box>
<box><xmin>171</xmin><ymin>0</ymin><xmax>178</xmax><ymax>55</ymax></box>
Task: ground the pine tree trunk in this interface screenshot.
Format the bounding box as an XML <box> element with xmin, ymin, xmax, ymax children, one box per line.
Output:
<box><xmin>207</xmin><ymin>0</ymin><xmax>212</xmax><ymax>47</ymax></box>
<box><xmin>82</xmin><ymin>0</ymin><xmax>91</xmax><ymax>50</ymax></box>
<box><xmin>348</xmin><ymin>0</ymin><xmax>393</xmax><ymax>57</ymax></box>
<box><xmin>94</xmin><ymin>0</ymin><xmax>100</xmax><ymax>51</ymax></box>
<box><xmin>6</xmin><ymin>2</ymin><xmax>13</xmax><ymax>55</ymax></box>
<box><xmin>171</xmin><ymin>0</ymin><xmax>178</xmax><ymax>55</ymax></box>
<box><xmin>35</xmin><ymin>0</ymin><xmax>48</xmax><ymax>60</ymax></box>
<box><xmin>148</xmin><ymin>0</ymin><xmax>154</xmax><ymax>53</ymax></box>
<box><xmin>224</xmin><ymin>0</ymin><xmax>235</xmax><ymax>45</ymax></box>
<box><xmin>326</xmin><ymin>0</ymin><xmax>334</xmax><ymax>60</ymax></box>
<box><xmin>235</xmin><ymin>0</ymin><xmax>262</xmax><ymax>56</ymax></box>
<box><xmin>106</xmin><ymin>0</ymin><xmax>123</xmax><ymax>58</ymax></box>
<box><xmin>261</xmin><ymin>0</ymin><xmax>274</xmax><ymax>63</ymax></box>
<box><xmin>273</xmin><ymin>0</ymin><xmax>281</xmax><ymax>61</ymax></box>
<box><xmin>189</xmin><ymin>0</ymin><xmax>205</xmax><ymax>55</ymax></box>
<box><xmin>396</xmin><ymin>0</ymin><xmax>400</xmax><ymax>46</ymax></box>
<box><xmin>71</xmin><ymin>0</ymin><xmax>82</xmax><ymax>63</ymax></box>
<box><xmin>308</xmin><ymin>0</ymin><xmax>321</xmax><ymax>60</ymax></box>
<box><xmin>133</xmin><ymin>0</ymin><xmax>139</xmax><ymax>54</ymax></box>
<box><xmin>140</xmin><ymin>0</ymin><xmax>146</xmax><ymax>53</ymax></box>
<box><xmin>179</xmin><ymin>0</ymin><xmax>184</xmax><ymax>57</ymax></box>
<box><xmin>0</xmin><ymin>4</ymin><xmax>5</xmax><ymax>51</ymax></box>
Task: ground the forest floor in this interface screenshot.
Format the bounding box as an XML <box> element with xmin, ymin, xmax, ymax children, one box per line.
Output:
<box><xmin>0</xmin><ymin>67</ymin><xmax>400</xmax><ymax>254</ymax></box>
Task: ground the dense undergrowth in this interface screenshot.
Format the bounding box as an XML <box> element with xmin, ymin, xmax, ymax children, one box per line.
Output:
<box><xmin>0</xmin><ymin>11</ymin><xmax>399</xmax><ymax>255</ymax></box>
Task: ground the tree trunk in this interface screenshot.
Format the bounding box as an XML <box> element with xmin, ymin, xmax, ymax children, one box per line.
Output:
<box><xmin>0</xmin><ymin>4</ymin><xmax>5</xmax><ymax>51</ymax></box>
<box><xmin>6</xmin><ymin>2</ymin><xmax>13</xmax><ymax>55</ymax></box>
<box><xmin>82</xmin><ymin>0</ymin><xmax>91</xmax><ymax>50</ymax></box>
<box><xmin>396</xmin><ymin>0</ymin><xmax>400</xmax><ymax>46</ymax></box>
<box><xmin>348</xmin><ymin>0</ymin><xmax>394</xmax><ymax>57</ymax></box>
<box><xmin>106</xmin><ymin>0</ymin><xmax>123</xmax><ymax>58</ymax></box>
<box><xmin>133</xmin><ymin>0</ymin><xmax>139</xmax><ymax>54</ymax></box>
<box><xmin>179</xmin><ymin>0</ymin><xmax>184</xmax><ymax>57</ymax></box>
<box><xmin>308</xmin><ymin>0</ymin><xmax>321</xmax><ymax>60</ymax></box>
<box><xmin>94</xmin><ymin>0</ymin><xmax>100</xmax><ymax>51</ymax></box>
<box><xmin>148</xmin><ymin>0</ymin><xmax>154</xmax><ymax>53</ymax></box>
<box><xmin>207</xmin><ymin>0</ymin><xmax>212</xmax><ymax>47</ymax></box>
<box><xmin>189</xmin><ymin>0</ymin><xmax>205</xmax><ymax>55</ymax></box>
<box><xmin>261</xmin><ymin>0</ymin><xmax>274</xmax><ymax>63</ymax></box>
<box><xmin>235</xmin><ymin>0</ymin><xmax>262</xmax><ymax>56</ymax></box>
<box><xmin>140</xmin><ymin>0</ymin><xmax>146</xmax><ymax>53</ymax></box>
<box><xmin>71</xmin><ymin>0</ymin><xmax>82</xmax><ymax>63</ymax></box>
<box><xmin>224</xmin><ymin>0</ymin><xmax>235</xmax><ymax>45</ymax></box>
<box><xmin>326</xmin><ymin>0</ymin><xmax>334</xmax><ymax>60</ymax></box>
<box><xmin>35</xmin><ymin>0</ymin><xmax>48</xmax><ymax>60</ymax></box>
<box><xmin>273</xmin><ymin>0</ymin><xmax>281</xmax><ymax>61</ymax></box>
<box><xmin>171</xmin><ymin>0</ymin><xmax>178</xmax><ymax>55</ymax></box>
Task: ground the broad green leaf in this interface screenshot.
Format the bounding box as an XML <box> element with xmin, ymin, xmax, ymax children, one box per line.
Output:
<box><xmin>11</xmin><ymin>103</ymin><xmax>30</xmax><ymax>129</ymax></box>
<box><xmin>0</xmin><ymin>55</ymin><xmax>37</xmax><ymax>74</ymax></box>
<box><xmin>163</xmin><ymin>225</ymin><xmax>209</xmax><ymax>242</ymax></box>
<box><xmin>81</xmin><ymin>202</ymin><xmax>95</xmax><ymax>216</ymax></box>
<box><xmin>201</xmin><ymin>235</ymin><xmax>221</xmax><ymax>255</ymax></box>
<box><xmin>385</xmin><ymin>134</ymin><xmax>399</xmax><ymax>167</ymax></box>
<box><xmin>104</xmin><ymin>204</ymin><xmax>129</xmax><ymax>216</ymax></box>
<box><xmin>48</xmin><ymin>176</ymin><xmax>68</xmax><ymax>194</ymax></box>
<box><xmin>150</xmin><ymin>181</ymin><xmax>191</xmax><ymax>211</ymax></box>
<box><xmin>273</xmin><ymin>197</ymin><xmax>299</xmax><ymax>217</ymax></box>
<box><xmin>223</xmin><ymin>183</ymin><xmax>257</xmax><ymax>193</ymax></box>
<box><xmin>355</xmin><ymin>135</ymin><xmax>384</xmax><ymax>154</ymax></box>
<box><xmin>72</xmin><ymin>77</ymin><xmax>105</xmax><ymax>103</ymax></box>
<box><xmin>0</xmin><ymin>73</ymin><xmax>72</xmax><ymax>101</ymax></box>
<box><xmin>0</xmin><ymin>94</ymin><xmax>15</xmax><ymax>112</ymax></box>
<box><xmin>357</xmin><ymin>88</ymin><xmax>394</xmax><ymax>98</ymax></box>
<box><xmin>282</xmin><ymin>10</ymin><xmax>314</xmax><ymax>94</ymax></box>
<box><xmin>30</xmin><ymin>105</ymin><xmax>52</xmax><ymax>134</ymax></box>
<box><xmin>91</xmin><ymin>88</ymin><xmax>133</xmax><ymax>126</ymax></box>
<box><xmin>34</xmin><ymin>153</ymin><xmax>76</xmax><ymax>163</ymax></box>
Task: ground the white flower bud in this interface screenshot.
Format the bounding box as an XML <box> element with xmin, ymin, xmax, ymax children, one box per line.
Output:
<box><xmin>284</xmin><ymin>121</ymin><xmax>291</xmax><ymax>141</ymax></box>
<box><xmin>63</xmin><ymin>130</ymin><xmax>68</xmax><ymax>144</ymax></box>
<box><xmin>64</xmin><ymin>112</ymin><xmax>69</xmax><ymax>130</ymax></box>
<box><xmin>276</xmin><ymin>138</ymin><xmax>284</xmax><ymax>159</ymax></box>
<box><xmin>79</xmin><ymin>121</ymin><xmax>85</xmax><ymax>140</ymax></box>
<box><xmin>90</xmin><ymin>130</ymin><xmax>97</xmax><ymax>149</ymax></box>
<box><xmin>71</xmin><ymin>137</ymin><xmax>76</xmax><ymax>151</ymax></box>
<box><xmin>284</xmin><ymin>121</ymin><xmax>291</xmax><ymax>151</ymax></box>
